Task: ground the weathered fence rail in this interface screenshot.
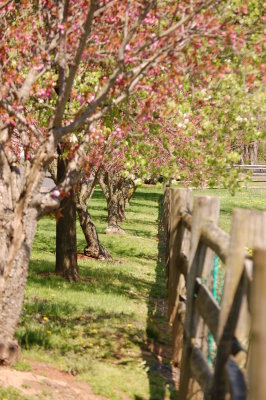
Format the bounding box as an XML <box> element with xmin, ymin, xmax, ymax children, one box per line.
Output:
<box><xmin>235</xmin><ymin>164</ymin><xmax>266</xmax><ymax>186</ymax></box>
<box><xmin>163</xmin><ymin>187</ymin><xmax>266</xmax><ymax>400</ymax></box>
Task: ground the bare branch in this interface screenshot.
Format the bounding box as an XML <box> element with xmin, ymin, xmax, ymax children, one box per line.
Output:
<box><xmin>53</xmin><ymin>0</ymin><xmax>96</xmax><ymax>126</ymax></box>
<box><xmin>54</xmin><ymin>1</ymin><xmax>157</xmax><ymax>137</ymax></box>
<box><xmin>17</xmin><ymin>67</ymin><xmax>47</xmax><ymax>102</ymax></box>
<box><xmin>0</xmin><ymin>99</ymin><xmax>43</xmax><ymax>139</ymax></box>
<box><xmin>94</xmin><ymin>0</ymin><xmax>116</xmax><ymax>17</ymax></box>
<box><xmin>118</xmin><ymin>0</ymin><xmax>155</xmax><ymax>62</ymax></box>
<box><xmin>57</xmin><ymin>0</ymin><xmax>70</xmax><ymax>98</ymax></box>
<box><xmin>54</xmin><ymin>66</ymin><xmax>121</xmax><ymax>137</ymax></box>
<box><xmin>135</xmin><ymin>0</ymin><xmax>223</xmax><ymax>56</ymax></box>
<box><xmin>157</xmin><ymin>0</ymin><xmax>223</xmax><ymax>40</ymax></box>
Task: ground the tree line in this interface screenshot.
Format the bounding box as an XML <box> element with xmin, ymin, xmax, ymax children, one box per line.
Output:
<box><xmin>0</xmin><ymin>0</ymin><xmax>264</xmax><ymax>364</ymax></box>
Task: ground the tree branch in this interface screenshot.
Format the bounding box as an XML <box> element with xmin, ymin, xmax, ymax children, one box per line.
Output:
<box><xmin>0</xmin><ymin>99</ymin><xmax>43</xmax><ymax>139</ymax></box>
<box><xmin>53</xmin><ymin>0</ymin><xmax>96</xmax><ymax>126</ymax></box>
<box><xmin>0</xmin><ymin>0</ymin><xmax>12</xmax><ymax>11</ymax></box>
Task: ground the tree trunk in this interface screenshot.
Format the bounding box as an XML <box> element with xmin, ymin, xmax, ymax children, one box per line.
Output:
<box><xmin>0</xmin><ymin>206</ymin><xmax>38</xmax><ymax>364</ymax></box>
<box><xmin>242</xmin><ymin>141</ymin><xmax>258</xmax><ymax>164</ymax></box>
<box><xmin>0</xmin><ymin>140</ymin><xmax>43</xmax><ymax>364</ymax></box>
<box><xmin>98</xmin><ymin>173</ymin><xmax>137</xmax><ymax>234</ymax></box>
<box><xmin>0</xmin><ymin>128</ymin><xmax>64</xmax><ymax>364</ymax></box>
<box><xmin>56</xmin><ymin>189</ymin><xmax>78</xmax><ymax>280</ymax></box>
<box><xmin>107</xmin><ymin>192</ymin><xmax>120</xmax><ymax>226</ymax></box>
<box><xmin>75</xmin><ymin>180</ymin><xmax>112</xmax><ymax>260</ymax></box>
<box><xmin>55</xmin><ymin>153</ymin><xmax>78</xmax><ymax>281</ymax></box>
<box><xmin>98</xmin><ymin>171</ymin><xmax>126</xmax><ymax>234</ymax></box>
<box><xmin>117</xmin><ymin>178</ymin><xmax>136</xmax><ymax>222</ymax></box>
<box><xmin>117</xmin><ymin>192</ymin><xmax>126</xmax><ymax>222</ymax></box>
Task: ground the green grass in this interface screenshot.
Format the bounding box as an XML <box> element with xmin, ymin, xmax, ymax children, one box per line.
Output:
<box><xmin>193</xmin><ymin>186</ymin><xmax>266</xmax><ymax>232</ymax></box>
<box><xmin>13</xmin><ymin>359</ymin><xmax>32</xmax><ymax>372</ymax></box>
<box><xmin>15</xmin><ymin>186</ymin><xmax>175</xmax><ymax>400</ymax></box>
<box><xmin>0</xmin><ymin>387</ymin><xmax>37</xmax><ymax>400</ymax></box>
<box><xmin>12</xmin><ymin>185</ymin><xmax>265</xmax><ymax>399</ymax></box>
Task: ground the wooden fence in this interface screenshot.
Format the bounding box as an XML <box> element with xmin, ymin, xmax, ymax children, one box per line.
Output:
<box><xmin>235</xmin><ymin>164</ymin><xmax>266</xmax><ymax>187</ymax></box>
<box><xmin>163</xmin><ymin>187</ymin><xmax>266</xmax><ymax>400</ymax></box>
<box><xmin>235</xmin><ymin>164</ymin><xmax>266</xmax><ymax>180</ymax></box>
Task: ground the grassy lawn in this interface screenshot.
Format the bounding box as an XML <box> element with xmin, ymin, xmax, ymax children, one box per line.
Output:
<box><xmin>15</xmin><ymin>186</ymin><xmax>175</xmax><ymax>400</ymax></box>
<box><xmin>10</xmin><ymin>185</ymin><xmax>265</xmax><ymax>400</ymax></box>
<box><xmin>193</xmin><ymin>186</ymin><xmax>266</xmax><ymax>232</ymax></box>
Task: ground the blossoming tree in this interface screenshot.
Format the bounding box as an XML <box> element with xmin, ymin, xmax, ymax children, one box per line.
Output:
<box><xmin>0</xmin><ymin>0</ymin><xmax>264</xmax><ymax>364</ymax></box>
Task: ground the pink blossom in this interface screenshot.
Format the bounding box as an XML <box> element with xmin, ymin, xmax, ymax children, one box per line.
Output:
<box><xmin>77</xmin><ymin>94</ymin><xmax>84</xmax><ymax>103</ymax></box>
<box><xmin>241</xmin><ymin>5</ymin><xmax>248</xmax><ymax>15</ymax></box>
<box><xmin>52</xmin><ymin>190</ymin><xmax>61</xmax><ymax>198</ymax></box>
<box><xmin>37</xmin><ymin>88</ymin><xmax>51</xmax><ymax>98</ymax></box>
<box><xmin>58</xmin><ymin>23</ymin><xmax>65</xmax><ymax>34</ymax></box>
<box><xmin>116</xmin><ymin>75</ymin><xmax>124</xmax><ymax>84</ymax></box>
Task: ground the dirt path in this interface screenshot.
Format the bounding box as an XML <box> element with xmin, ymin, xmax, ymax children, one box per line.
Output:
<box><xmin>0</xmin><ymin>359</ymin><xmax>106</xmax><ymax>400</ymax></box>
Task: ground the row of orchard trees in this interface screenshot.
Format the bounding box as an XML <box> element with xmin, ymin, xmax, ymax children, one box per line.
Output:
<box><xmin>0</xmin><ymin>0</ymin><xmax>265</xmax><ymax>364</ymax></box>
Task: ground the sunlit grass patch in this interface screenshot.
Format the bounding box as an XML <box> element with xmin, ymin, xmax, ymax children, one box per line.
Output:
<box><xmin>0</xmin><ymin>387</ymin><xmax>36</xmax><ymax>400</ymax></box>
<box><xmin>194</xmin><ymin>187</ymin><xmax>266</xmax><ymax>231</ymax></box>
<box><xmin>18</xmin><ymin>185</ymin><xmax>175</xmax><ymax>399</ymax></box>
<box><xmin>13</xmin><ymin>359</ymin><xmax>32</xmax><ymax>372</ymax></box>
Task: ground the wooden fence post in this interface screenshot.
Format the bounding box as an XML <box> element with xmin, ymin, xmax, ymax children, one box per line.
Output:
<box><xmin>167</xmin><ymin>188</ymin><xmax>192</xmax><ymax>320</ymax></box>
<box><xmin>248</xmin><ymin>249</ymin><xmax>266</xmax><ymax>400</ymax></box>
<box><xmin>179</xmin><ymin>196</ymin><xmax>220</xmax><ymax>400</ymax></box>
<box><xmin>163</xmin><ymin>187</ymin><xmax>171</xmax><ymax>274</ymax></box>
<box><xmin>167</xmin><ymin>188</ymin><xmax>192</xmax><ymax>367</ymax></box>
<box><xmin>213</xmin><ymin>209</ymin><xmax>266</xmax><ymax>400</ymax></box>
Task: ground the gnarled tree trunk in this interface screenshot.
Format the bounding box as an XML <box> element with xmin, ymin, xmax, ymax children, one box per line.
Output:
<box><xmin>242</xmin><ymin>141</ymin><xmax>258</xmax><ymax>165</ymax></box>
<box><xmin>98</xmin><ymin>171</ymin><xmax>125</xmax><ymax>234</ymax></box>
<box><xmin>117</xmin><ymin>193</ymin><xmax>126</xmax><ymax>222</ymax></box>
<box><xmin>75</xmin><ymin>178</ymin><xmax>112</xmax><ymax>260</ymax></box>
<box><xmin>0</xmin><ymin>136</ymin><xmax>59</xmax><ymax>364</ymax></box>
<box><xmin>0</xmin><ymin>206</ymin><xmax>38</xmax><ymax>364</ymax></box>
<box><xmin>122</xmin><ymin>177</ymin><xmax>136</xmax><ymax>205</ymax></box>
<box><xmin>98</xmin><ymin>171</ymin><xmax>136</xmax><ymax>234</ymax></box>
<box><xmin>116</xmin><ymin>178</ymin><xmax>135</xmax><ymax>222</ymax></box>
<box><xmin>55</xmin><ymin>151</ymin><xmax>78</xmax><ymax>281</ymax></box>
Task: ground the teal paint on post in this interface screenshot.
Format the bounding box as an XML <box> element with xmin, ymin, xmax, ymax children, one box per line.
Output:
<box><xmin>208</xmin><ymin>255</ymin><xmax>220</xmax><ymax>365</ymax></box>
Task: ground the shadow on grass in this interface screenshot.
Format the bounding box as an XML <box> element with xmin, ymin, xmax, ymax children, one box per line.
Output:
<box><xmin>123</xmin><ymin>227</ymin><xmax>156</xmax><ymax>239</ymax></box>
<box><xmin>131</xmin><ymin>190</ymin><xmax>162</xmax><ymax>202</ymax></box>
<box><xmin>16</xmin><ymin>296</ymin><xmax>146</xmax><ymax>375</ymax></box>
<box><xmin>90</xmin><ymin>186</ymin><xmax>161</xmax><ymax>215</ymax></box>
<box><xmin>96</xmin><ymin>240</ymin><xmax>157</xmax><ymax>260</ymax></box>
<box><xmin>87</xmin><ymin>205</ymin><xmax>108</xmax><ymax>214</ymax></box>
<box><xmin>125</xmin><ymin>218</ymin><xmax>156</xmax><ymax>226</ymax></box>
<box><xmin>91</xmin><ymin>186</ymin><xmax>162</xmax><ymax>202</ymax></box>
<box><xmin>140</xmin><ymin>194</ymin><xmax>179</xmax><ymax>399</ymax></box>
<box><xmin>28</xmin><ymin>259</ymin><xmax>151</xmax><ymax>300</ymax></box>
